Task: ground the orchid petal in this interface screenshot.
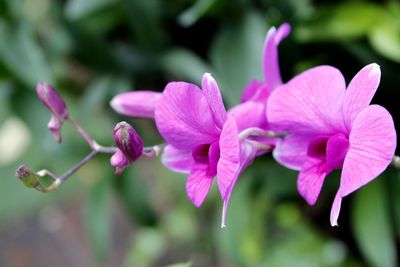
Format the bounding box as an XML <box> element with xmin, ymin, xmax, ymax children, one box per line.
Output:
<box><xmin>267</xmin><ymin>66</ymin><xmax>347</xmax><ymax>135</ymax></box>
<box><xmin>330</xmin><ymin>192</ymin><xmax>342</xmax><ymax>226</ymax></box>
<box><xmin>326</xmin><ymin>134</ymin><xmax>349</xmax><ymax>173</ymax></box>
<box><xmin>161</xmin><ymin>145</ymin><xmax>194</xmax><ymax>174</ymax></box>
<box><xmin>186</xmin><ymin>162</ymin><xmax>214</xmax><ymax>207</ymax></box>
<box><xmin>273</xmin><ymin>134</ymin><xmax>313</xmax><ymax>170</ymax></box>
<box><xmin>343</xmin><ymin>63</ymin><xmax>381</xmax><ymax>130</ymax></box>
<box><xmin>202</xmin><ymin>73</ymin><xmax>227</xmax><ymax>128</ymax></box>
<box><xmin>221</xmin><ymin>141</ymin><xmax>257</xmax><ymax>227</ymax></box>
<box><xmin>217</xmin><ymin>117</ymin><xmax>257</xmax><ymax>227</ymax></box>
<box><xmin>228</xmin><ymin>101</ymin><xmax>267</xmax><ymax>131</ymax></box>
<box><xmin>217</xmin><ymin>117</ymin><xmax>240</xmax><ymax>199</ymax></box>
<box><xmin>263</xmin><ymin>23</ymin><xmax>291</xmax><ymax>90</ymax></box>
<box><xmin>297</xmin><ymin>157</ymin><xmax>327</xmax><ymax>205</ymax></box>
<box><xmin>240</xmin><ymin>80</ymin><xmax>270</xmax><ymax>103</ymax></box>
<box><xmin>111</xmin><ymin>91</ymin><xmax>162</xmax><ymax>119</ymax></box>
<box><xmin>340</xmin><ymin>105</ymin><xmax>396</xmax><ymax>197</ymax></box>
<box><xmin>155</xmin><ymin>82</ymin><xmax>220</xmax><ymax>150</ymax></box>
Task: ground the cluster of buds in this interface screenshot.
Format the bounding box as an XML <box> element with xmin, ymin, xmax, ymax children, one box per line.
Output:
<box><xmin>16</xmin><ymin>82</ymin><xmax>159</xmax><ymax>192</ymax></box>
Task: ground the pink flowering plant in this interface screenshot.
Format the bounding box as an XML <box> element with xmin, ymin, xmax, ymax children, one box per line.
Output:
<box><xmin>16</xmin><ymin>22</ymin><xmax>398</xmax><ymax>233</ymax></box>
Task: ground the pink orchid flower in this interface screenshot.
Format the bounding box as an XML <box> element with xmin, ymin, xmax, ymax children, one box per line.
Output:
<box><xmin>155</xmin><ymin>73</ymin><xmax>257</xmax><ymax>227</ymax></box>
<box><xmin>267</xmin><ymin>63</ymin><xmax>397</xmax><ymax>226</ymax></box>
<box><xmin>228</xmin><ymin>23</ymin><xmax>291</xmax><ymax>132</ymax></box>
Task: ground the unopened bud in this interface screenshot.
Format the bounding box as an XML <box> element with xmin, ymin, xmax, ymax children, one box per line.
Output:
<box><xmin>15</xmin><ymin>165</ymin><xmax>40</xmax><ymax>188</ymax></box>
<box><xmin>110</xmin><ymin>121</ymin><xmax>144</xmax><ymax>174</ymax></box>
<box><xmin>36</xmin><ymin>82</ymin><xmax>69</xmax><ymax>143</ymax></box>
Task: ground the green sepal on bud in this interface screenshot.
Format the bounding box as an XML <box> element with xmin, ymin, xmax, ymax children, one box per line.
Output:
<box><xmin>15</xmin><ymin>165</ymin><xmax>45</xmax><ymax>191</ymax></box>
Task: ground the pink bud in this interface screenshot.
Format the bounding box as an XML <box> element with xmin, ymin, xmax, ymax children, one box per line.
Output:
<box><xmin>110</xmin><ymin>121</ymin><xmax>144</xmax><ymax>174</ymax></box>
<box><xmin>36</xmin><ymin>82</ymin><xmax>68</xmax><ymax>120</ymax></box>
<box><xmin>36</xmin><ymin>82</ymin><xmax>69</xmax><ymax>143</ymax></box>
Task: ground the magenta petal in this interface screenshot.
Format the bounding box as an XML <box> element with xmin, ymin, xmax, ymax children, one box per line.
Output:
<box><xmin>297</xmin><ymin>157</ymin><xmax>327</xmax><ymax>205</ymax></box>
<box><xmin>208</xmin><ymin>142</ymin><xmax>221</xmax><ymax>177</ymax></box>
<box><xmin>110</xmin><ymin>91</ymin><xmax>162</xmax><ymax>119</ymax></box>
<box><xmin>240</xmin><ymin>80</ymin><xmax>271</xmax><ymax>103</ymax></box>
<box><xmin>47</xmin><ymin>115</ymin><xmax>63</xmax><ymax>143</ymax></box>
<box><xmin>201</xmin><ymin>73</ymin><xmax>227</xmax><ymax>129</ymax></box>
<box><xmin>217</xmin><ymin>117</ymin><xmax>258</xmax><ymax>227</ymax></box>
<box><xmin>330</xmin><ymin>192</ymin><xmax>342</xmax><ymax>226</ymax></box>
<box><xmin>240</xmin><ymin>80</ymin><xmax>263</xmax><ymax>102</ymax></box>
<box><xmin>267</xmin><ymin>66</ymin><xmax>347</xmax><ymax>135</ymax></box>
<box><xmin>263</xmin><ymin>23</ymin><xmax>291</xmax><ymax>90</ymax></box>
<box><xmin>220</xmin><ymin>141</ymin><xmax>257</xmax><ymax>227</ymax></box>
<box><xmin>161</xmin><ymin>145</ymin><xmax>194</xmax><ymax>174</ymax></box>
<box><xmin>217</xmin><ymin>117</ymin><xmax>240</xmax><ymax>200</ymax></box>
<box><xmin>326</xmin><ymin>134</ymin><xmax>349</xmax><ymax>173</ymax></box>
<box><xmin>343</xmin><ymin>63</ymin><xmax>381</xmax><ymax>130</ymax></box>
<box><xmin>228</xmin><ymin>101</ymin><xmax>267</xmax><ymax>131</ymax></box>
<box><xmin>186</xmin><ymin>162</ymin><xmax>214</xmax><ymax>207</ymax></box>
<box><xmin>273</xmin><ymin>134</ymin><xmax>313</xmax><ymax>170</ymax></box>
<box><xmin>339</xmin><ymin>105</ymin><xmax>396</xmax><ymax>197</ymax></box>
<box><xmin>155</xmin><ymin>82</ymin><xmax>220</xmax><ymax>149</ymax></box>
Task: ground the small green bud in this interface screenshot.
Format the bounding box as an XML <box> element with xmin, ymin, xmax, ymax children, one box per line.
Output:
<box><xmin>15</xmin><ymin>165</ymin><xmax>40</xmax><ymax>188</ymax></box>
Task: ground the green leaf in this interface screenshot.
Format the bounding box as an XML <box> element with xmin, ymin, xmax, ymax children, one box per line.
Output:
<box><xmin>120</xmin><ymin>0</ymin><xmax>165</xmax><ymax>50</ymax></box>
<box><xmin>351</xmin><ymin>178</ymin><xmax>397</xmax><ymax>267</ymax></box>
<box><xmin>65</xmin><ymin>0</ymin><xmax>116</xmax><ymax>20</ymax></box>
<box><xmin>178</xmin><ymin>0</ymin><xmax>217</xmax><ymax>27</ymax></box>
<box><xmin>0</xmin><ymin>21</ymin><xmax>54</xmax><ymax>88</ymax></box>
<box><xmin>368</xmin><ymin>17</ymin><xmax>400</xmax><ymax>62</ymax></box>
<box><xmin>85</xmin><ymin>167</ymin><xmax>111</xmax><ymax>261</ymax></box>
<box><xmin>210</xmin><ymin>12</ymin><xmax>266</xmax><ymax>106</ymax></box>
<box><xmin>160</xmin><ymin>48</ymin><xmax>214</xmax><ymax>84</ymax></box>
<box><xmin>296</xmin><ymin>3</ymin><xmax>383</xmax><ymax>42</ymax></box>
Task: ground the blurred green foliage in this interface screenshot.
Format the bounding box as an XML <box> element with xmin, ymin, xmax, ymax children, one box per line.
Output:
<box><xmin>1</xmin><ymin>0</ymin><xmax>400</xmax><ymax>266</ymax></box>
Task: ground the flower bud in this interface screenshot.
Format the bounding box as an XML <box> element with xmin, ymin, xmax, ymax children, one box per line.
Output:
<box><xmin>110</xmin><ymin>121</ymin><xmax>144</xmax><ymax>174</ymax></box>
<box><xmin>36</xmin><ymin>82</ymin><xmax>69</xmax><ymax>143</ymax></box>
<box><xmin>15</xmin><ymin>165</ymin><xmax>41</xmax><ymax>188</ymax></box>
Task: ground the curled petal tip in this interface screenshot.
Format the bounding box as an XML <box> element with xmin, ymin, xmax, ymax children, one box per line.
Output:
<box><xmin>367</xmin><ymin>63</ymin><xmax>380</xmax><ymax>78</ymax></box>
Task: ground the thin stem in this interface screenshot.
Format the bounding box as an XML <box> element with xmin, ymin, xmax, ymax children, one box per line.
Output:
<box><xmin>68</xmin><ymin>117</ymin><xmax>95</xmax><ymax>149</ymax></box>
<box><xmin>59</xmin><ymin>150</ymin><xmax>98</xmax><ymax>182</ymax></box>
<box><xmin>35</xmin><ymin>150</ymin><xmax>98</xmax><ymax>192</ymax></box>
<box><xmin>93</xmin><ymin>141</ymin><xmax>117</xmax><ymax>154</ymax></box>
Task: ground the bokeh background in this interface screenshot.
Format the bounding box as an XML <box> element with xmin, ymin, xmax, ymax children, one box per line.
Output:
<box><xmin>1</xmin><ymin>0</ymin><xmax>400</xmax><ymax>266</ymax></box>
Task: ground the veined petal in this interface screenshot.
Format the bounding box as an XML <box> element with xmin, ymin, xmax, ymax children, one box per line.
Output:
<box><xmin>228</xmin><ymin>101</ymin><xmax>267</xmax><ymax>131</ymax></box>
<box><xmin>297</xmin><ymin>157</ymin><xmax>327</xmax><ymax>205</ymax></box>
<box><xmin>155</xmin><ymin>82</ymin><xmax>220</xmax><ymax>150</ymax></box>
<box><xmin>267</xmin><ymin>66</ymin><xmax>347</xmax><ymax>135</ymax></box>
<box><xmin>263</xmin><ymin>23</ymin><xmax>291</xmax><ymax>90</ymax></box>
<box><xmin>339</xmin><ymin>105</ymin><xmax>396</xmax><ymax>197</ymax></box>
<box><xmin>217</xmin><ymin>117</ymin><xmax>240</xmax><ymax>199</ymax></box>
<box><xmin>202</xmin><ymin>73</ymin><xmax>227</xmax><ymax>128</ymax></box>
<box><xmin>217</xmin><ymin>117</ymin><xmax>258</xmax><ymax>227</ymax></box>
<box><xmin>161</xmin><ymin>145</ymin><xmax>194</xmax><ymax>173</ymax></box>
<box><xmin>330</xmin><ymin>191</ymin><xmax>342</xmax><ymax>226</ymax></box>
<box><xmin>273</xmin><ymin>134</ymin><xmax>313</xmax><ymax>170</ymax></box>
<box><xmin>343</xmin><ymin>63</ymin><xmax>381</xmax><ymax>130</ymax></box>
<box><xmin>221</xmin><ymin>141</ymin><xmax>257</xmax><ymax>227</ymax></box>
<box><xmin>186</xmin><ymin>162</ymin><xmax>214</xmax><ymax>207</ymax></box>
<box><xmin>111</xmin><ymin>91</ymin><xmax>162</xmax><ymax>119</ymax></box>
